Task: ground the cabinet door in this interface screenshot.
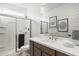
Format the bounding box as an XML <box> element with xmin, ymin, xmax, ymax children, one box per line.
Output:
<box><xmin>42</xmin><ymin>52</ymin><xmax>51</xmax><ymax>56</ymax></box>
<box><xmin>42</xmin><ymin>45</ymin><xmax>55</xmax><ymax>56</ymax></box>
<box><xmin>30</xmin><ymin>40</ymin><xmax>34</xmax><ymax>56</ymax></box>
<box><xmin>56</xmin><ymin>51</ymin><xmax>68</xmax><ymax>56</ymax></box>
<box><xmin>34</xmin><ymin>47</ymin><xmax>42</xmax><ymax>56</ymax></box>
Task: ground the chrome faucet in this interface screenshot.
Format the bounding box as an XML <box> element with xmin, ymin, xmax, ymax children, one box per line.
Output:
<box><xmin>49</xmin><ymin>33</ymin><xmax>57</xmax><ymax>41</ymax></box>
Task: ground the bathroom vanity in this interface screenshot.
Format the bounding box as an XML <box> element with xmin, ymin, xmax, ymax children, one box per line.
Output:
<box><xmin>30</xmin><ymin>37</ymin><xmax>79</xmax><ymax>56</ymax></box>
<box><xmin>30</xmin><ymin>40</ymin><xmax>67</xmax><ymax>56</ymax></box>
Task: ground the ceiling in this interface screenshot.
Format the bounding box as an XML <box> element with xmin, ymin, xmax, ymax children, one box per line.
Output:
<box><xmin>0</xmin><ymin>3</ymin><xmax>67</xmax><ymax>12</ymax></box>
<box><xmin>2</xmin><ymin>3</ymin><xmax>66</xmax><ymax>10</ymax></box>
<box><xmin>12</xmin><ymin>3</ymin><xmax>66</xmax><ymax>9</ymax></box>
<box><xmin>41</xmin><ymin>3</ymin><xmax>66</xmax><ymax>12</ymax></box>
<box><xmin>9</xmin><ymin>3</ymin><xmax>68</xmax><ymax>14</ymax></box>
<box><xmin>10</xmin><ymin>3</ymin><xmax>42</xmax><ymax>8</ymax></box>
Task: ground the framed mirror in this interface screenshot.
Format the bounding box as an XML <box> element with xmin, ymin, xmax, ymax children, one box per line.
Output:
<box><xmin>40</xmin><ymin>21</ymin><xmax>48</xmax><ymax>34</ymax></box>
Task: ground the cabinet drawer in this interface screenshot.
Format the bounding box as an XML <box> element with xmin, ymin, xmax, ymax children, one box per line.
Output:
<box><xmin>42</xmin><ymin>45</ymin><xmax>55</xmax><ymax>56</ymax></box>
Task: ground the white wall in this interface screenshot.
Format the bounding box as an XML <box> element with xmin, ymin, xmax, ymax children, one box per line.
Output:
<box><xmin>42</xmin><ymin>3</ymin><xmax>79</xmax><ymax>37</ymax></box>
<box><xmin>31</xmin><ymin>20</ymin><xmax>40</xmax><ymax>37</ymax></box>
<box><xmin>26</xmin><ymin>4</ymin><xmax>41</xmax><ymax>37</ymax></box>
<box><xmin>27</xmin><ymin>3</ymin><xmax>41</xmax><ymax>20</ymax></box>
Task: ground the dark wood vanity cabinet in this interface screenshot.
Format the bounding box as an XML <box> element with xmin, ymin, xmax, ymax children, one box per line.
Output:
<box><xmin>42</xmin><ymin>45</ymin><xmax>55</xmax><ymax>56</ymax></box>
<box><xmin>30</xmin><ymin>40</ymin><xmax>68</xmax><ymax>56</ymax></box>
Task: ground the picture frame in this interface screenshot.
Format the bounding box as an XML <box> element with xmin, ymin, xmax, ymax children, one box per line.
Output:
<box><xmin>57</xmin><ymin>18</ymin><xmax>68</xmax><ymax>32</ymax></box>
<box><xmin>49</xmin><ymin>16</ymin><xmax>57</xmax><ymax>28</ymax></box>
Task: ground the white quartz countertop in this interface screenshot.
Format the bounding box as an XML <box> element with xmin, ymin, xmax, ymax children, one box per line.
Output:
<box><xmin>30</xmin><ymin>36</ymin><xmax>79</xmax><ymax>56</ymax></box>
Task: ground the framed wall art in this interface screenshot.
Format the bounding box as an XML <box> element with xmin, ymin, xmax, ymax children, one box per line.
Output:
<box><xmin>57</xmin><ymin>18</ymin><xmax>68</xmax><ymax>32</ymax></box>
<box><xmin>49</xmin><ymin>16</ymin><xmax>57</xmax><ymax>28</ymax></box>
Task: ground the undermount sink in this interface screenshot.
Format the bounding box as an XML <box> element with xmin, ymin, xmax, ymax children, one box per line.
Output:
<box><xmin>63</xmin><ymin>42</ymin><xmax>75</xmax><ymax>48</ymax></box>
<box><xmin>62</xmin><ymin>40</ymin><xmax>75</xmax><ymax>48</ymax></box>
